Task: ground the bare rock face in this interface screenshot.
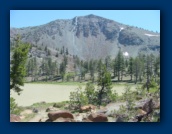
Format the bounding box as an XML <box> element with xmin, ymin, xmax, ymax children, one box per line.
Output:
<box><xmin>88</xmin><ymin>113</ymin><xmax>108</xmax><ymax>122</ymax></box>
<box><xmin>48</xmin><ymin>111</ymin><xmax>74</xmax><ymax>121</ymax></box>
<box><xmin>10</xmin><ymin>114</ymin><xmax>21</xmax><ymax>122</ymax></box>
<box><xmin>10</xmin><ymin>14</ymin><xmax>160</xmax><ymax>62</ymax></box>
<box><xmin>118</xmin><ymin>30</ymin><xmax>144</xmax><ymax>45</ymax></box>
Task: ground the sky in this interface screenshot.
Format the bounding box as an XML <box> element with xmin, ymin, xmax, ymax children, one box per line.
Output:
<box><xmin>10</xmin><ymin>10</ymin><xmax>160</xmax><ymax>32</ymax></box>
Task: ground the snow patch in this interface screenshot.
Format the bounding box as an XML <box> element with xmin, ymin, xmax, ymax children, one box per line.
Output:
<box><xmin>144</xmin><ymin>33</ymin><xmax>159</xmax><ymax>37</ymax></box>
<box><xmin>120</xmin><ymin>27</ymin><xmax>124</xmax><ymax>31</ymax></box>
<box><xmin>123</xmin><ymin>52</ymin><xmax>129</xmax><ymax>57</ymax></box>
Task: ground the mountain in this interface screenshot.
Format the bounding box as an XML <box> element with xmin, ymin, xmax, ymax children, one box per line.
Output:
<box><xmin>10</xmin><ymin>14</ymin><xmax>160</xmax><ymax>61</ymax></box>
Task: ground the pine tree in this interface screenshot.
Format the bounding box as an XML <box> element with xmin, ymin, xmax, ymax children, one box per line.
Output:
<box><xmin>10</xmin><ymin>37</ymin><xmax>30</xmax><ymax>95</ymax></box>
<box><xmin>128</xmin><ymin>57</ymin><xmax>134</xmax><ymax>81</ymax></box>
<box><xmin>47</xmin><ymin>57</ymin><xmax>53</xmax><ymax>79</ymax></box>
<box><xmin>145</xmin><ymin>55</ymin><xmax>152</xmax><ymax>91</ymax></box>
<box><xmin>89</xmin><ymin>59</ymin><xmax>95</xmax><ymax>82</ymax></box>
<box><xmin>44</xmin><ymin>46</ymin><xmax>47</xmax><ymax>51</ymax></box>
<box><xmin>105</xmin><ymin>56</ymin><xmax>111</xmax><ymax>71</ymax></box>
<box><xmin>62</xmin><ymin>46</ymin><xmax>65</xmax><ymax>54</ymax></box>
<box><xmin>133</xmin><ymin>57</ymin><xmax>140</xmax><ymax>84</ymax></box>
<box><xmin>33</xmin><ymin>57</ymin><xmax>38</xmax><ymax>81</ymax></box>
<box><xmin>60</xmin><ymin>62</ymin><xmax>66</xmax><ymax>81</ymax></box>
<box><xmin>47</xmin><ymin>49</ymin><xmax>51</xmax><ymax>56</ymax></box>
<box><xmin>66</xmin><ymin>48</ymin><xmax>68</xmax><ymax>55</ymax></box>
<box><xmin>115</xmin><ymin>49</ymin><xmax>125</xmax><ymax>81</ymax></box>
<box><xmin>56</xmin><ymin>52</ymin><xmax>58</xmax><ymax>57</ymax></box>
<box><xmin>154</xmin><ymin>55</ymin><xmax>160</xmax><ymax>82</ymax></box>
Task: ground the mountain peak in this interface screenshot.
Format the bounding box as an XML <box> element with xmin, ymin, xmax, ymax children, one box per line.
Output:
<box><xmin>10</xmin><ymin>14</ymin><xmax>160</xmax><ymax>59</ymax></box>
<box><xmin>81</xmin><ymin>14</ymin><xmax>103</xmax><ymax>19</ymax></box>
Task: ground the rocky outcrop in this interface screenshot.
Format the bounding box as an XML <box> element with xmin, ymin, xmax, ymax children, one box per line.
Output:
<box><xmin>80</xmin><ymin>104</ymin><xmax>96</xmax><ymax>112</ymax></box>
<box><xmin>118</xmin><ymin>30</ymin><xmax>144</xmax><ymax>45</ymax></box>
<box><xmin>88</xmin><ymin>113</ymin><xmax>108</xmax><ymax>122</ymax></box>
<box><xmin>135</xmin><ymin>98</ymin><xmax>154</xmax><ymax>114</ymax></box>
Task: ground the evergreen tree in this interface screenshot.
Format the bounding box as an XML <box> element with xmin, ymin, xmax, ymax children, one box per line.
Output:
<box><xmin>47</xmin><ymin>49</ymin><xmax>51</xmax><ymax>56</ymax></box>
<box><xmin>128</xmin><ymin>57</ymin><xmax>134</xmax><ymax>81</ymax></box>
<box><xmin>44</xmin><ymin>46</ymin><xmax>47</xmax><ymax>51</ymax></box>
<box><xmin>60</xmin><ymin>62</ymin><xmax>66</xmax><ymax>81</ymax></box>
<box><xmin>62</xmin><ymin>46</ymin><xmax>65</xmax><ymax>54</ymax></box>
<box><xmin>154</xmin><ymin>55</ymin><xmax>160</xmax><ymax>82</ymax></box>
<box><xmin>133</xmin><ymin>57</ymin><xmax>140</xmax><ymax>84</ymax></box>
<box><xmin>89</xmin><ymin>59</ymin><xmax>95</xmax><ymax>82</ymax></box>
<box><xmin>10</xmin><ymin>37</ymin><xmax>30</xmax><ymax>95</ymax></box>
<box><xmin>105</xmin><ymin>55</ymin><xmax>112</xmax><ymax>71</ymax></box>
<box><xmin>44</xmin><ymin>62</ymin><xmax>49</xmax><ymax>81</ymax></box>
<box><xmin>56</xmin><ymin>52</ymin><xmax>58</xmax><ymax>57</ymax></box>
<box><xmin>145</xmin><ymin>55</ymin><xmax>152</xmax><ymax>91</ymax></box>
<box><xmin>115</xmin><ymin>49</ymin><xmax>125</xmax><ymax>81</ymax></box>
<box><xmin>33</xmin><ymin>57</ymin><xmax>38</xmax><ymax>81</ymax></box>
<box><xmin>97</xmin><ymin>64</ymin><xmax>112</xmax><ymax>106</ymax></box>
<box><xmin>47</xmin><ymin>57</ymin><xmax>53</xmax><ymax>79</ymax></box>
<box><xmin>66</xmin><ymin>48</ymin><xmax>68</xmax><ymax>55</ymax></box>
<box><xmin>51</xmin><ymin>61</ymin><xmax>58</xmax><ymax>77</ymax></box>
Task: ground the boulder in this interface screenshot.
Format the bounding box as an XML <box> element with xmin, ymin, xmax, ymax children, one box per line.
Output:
<box><xmin>53</xmin><ymin>117</ymin><xmax>76</xmax><ymax>122</ymax></box>
<box><xmin>45</xmin><ymin>119</ymin><xmax>52</xmax><ymax>122</ymax></box>
<box><xmin>10</xmin><ymin>114</ymin><xmax>21</xmax><ymax>122</ymax></box>
<box><xmin>96</xmin><ymin>109</ymin><xmax>107</xmax><ymax>114</ymax></box>
<box><xmin>115</xmin><ymin>114</ymin><xmax>128</xmax><ymax>122</ymax></box>
<box><xmin>88</xmin><ymin>113</ymin><xmax>108</xmax><ymax>122</ymax></box>
<box><xmin>116</xmin><ymin>116</ymin><xmax>124</xmax><ymax>122</ymax></box>
<box><xmin>48</xmin><ymin>111</ymin><xmax>74</xmax><ymax>121</ymax></box>
<box><xmin>153</xmin><ymin>101</ymin><xmax>160</xmax><ymax>109</ymax></box>
<box><xmin>33</xmin><ymin>108</ymin><xmax>39</xmax><ymax>113</ymax></box>
<box><xmin>82</xmin><ymin>118</ymin><xmax>92</xmax><ymax>122</ymax></box>
<box><xmin>80</xmin><ymin>104</ymin><xmax>96</xmax><ymax>112</ymax></box>
<box><xmin>135</xmin><ymin>98</ymin><xmax>154</xmax><ymax>114</ymax></box>
<box><xmin>96</xmin><ymin>106</ymin><xmax>107</xmax><ymax>114</ymax></box>
<box><xmin>74</xmin><ymin>113</ymin><xmax>87</xmax><ymax>121</ymax></box>
<box><xmin>134</xmin><ymin>109</ymin><xmax>149</xmax><ymax>122</ymax></box>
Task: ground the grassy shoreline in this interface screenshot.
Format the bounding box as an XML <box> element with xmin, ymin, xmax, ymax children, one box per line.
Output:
<box><xmin>25</xmin><ymin>81</ymin><xmax>142</xmax><ymax>86</ymax></box>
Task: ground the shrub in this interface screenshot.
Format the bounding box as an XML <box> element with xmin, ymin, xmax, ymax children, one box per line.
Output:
<box><xmin>10</xmin><ymin>97</ymin><xmax>22</xmax><ymax>115</ymax></box>
<box><xmin>84</xmin><ymin>82</ymin><xmax>97</xmax><ymax>104</ymax></box>
<box><xmin>69</xmin><ymin>86</ymin><xmax>88</xmax><ymax>111</ymax></box>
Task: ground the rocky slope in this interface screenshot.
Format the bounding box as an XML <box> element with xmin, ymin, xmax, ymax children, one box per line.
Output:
<box><xmin>10</xmin><ymin>14</ymin><xmax>160</xmax><ymax>60</ymax></box>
